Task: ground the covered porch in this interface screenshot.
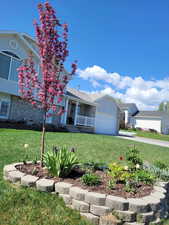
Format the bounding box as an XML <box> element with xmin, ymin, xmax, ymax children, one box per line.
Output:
<box><xmin>61</xmin><ymin>97</ymin><xmax>96</xmax><ymax>128</ymax></box>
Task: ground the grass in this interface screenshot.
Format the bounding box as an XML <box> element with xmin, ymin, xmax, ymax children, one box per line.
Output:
<box><xmin>121</xmin><ymin>129</ymin><xmax>169</xmax><ymax>142</ymax></box>
<box><xmin>0</xmin><ymin>128</ymin><xmax>169</xmax><ymax>225</ymax></box>
<box><xmin>135</xmin><ymin>130</ymin><xmax>169</xmax><ymax>142</ymax></box>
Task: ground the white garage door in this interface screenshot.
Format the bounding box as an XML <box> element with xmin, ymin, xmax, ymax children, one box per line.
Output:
<box><xmin>95</xmin><ymin>112</ymin><xmax>117</xmax><ymax>135</ymax></box>
<box><xmin>135</xmin><ymin>118</ymin><xmax>161</xmax><ymax>133</ymax></box>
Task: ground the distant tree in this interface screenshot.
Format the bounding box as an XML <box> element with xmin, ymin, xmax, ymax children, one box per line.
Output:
<box><xmin>158</xmin><ymin>102</ymin><xmax>169</xmax><ymax>112</ymax></box>
<box><xmin>18</xmin><ymin>2</ymin><xmax>77</xmax><ymax>166</ymax></box>
<box><xmin>115</xmin><ymin>98</ymin><xmax>124</xmax><ymax>104</ymax></box>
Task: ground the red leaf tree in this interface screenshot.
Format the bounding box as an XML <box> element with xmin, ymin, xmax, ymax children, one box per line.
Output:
<box><xmin>18</xmin><ymin>2</ymin><xmax>77</xmax><ymax>166</ymax></box>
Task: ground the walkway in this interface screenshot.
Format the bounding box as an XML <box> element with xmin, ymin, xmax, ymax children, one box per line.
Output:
<box><xmin>116</xmin><ymin>135</ymin><xmax>169</xmax><ymax>148</ymax></box>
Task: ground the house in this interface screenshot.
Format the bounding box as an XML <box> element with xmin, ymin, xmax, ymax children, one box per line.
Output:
<box><xmin>118</xmin><ymin>103</ymin><xmax>138</xmax><ymax>128</ymax></box>
<box><xmin>0</xmin><ymin>31</ymin><xmax>120</xmax><ymax>135</ymax></box>
<box><xmin>0</xmin><ymin>31</ymin><xmax>68</xmax><ymax>126</ymax></box>
<box><xmin>62</xmin><ymin>88</ymin><xmax>120</xmax><ymax>135</ymax></box>
<box><xmin>134</xmin><ymin>111</ymin><xmax>169</xmax><ymax>135</ymax></box>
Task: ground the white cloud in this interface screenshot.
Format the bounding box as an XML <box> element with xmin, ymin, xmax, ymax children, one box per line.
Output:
<box><xmin>90</xmin><ymin>79</ymin><xmax>101</xmax><ymax>88</ymax></box>
<box><xmin>77</xmin><ymin>65</ymin><xmax>169</xmax><ymax>110</ymax></box>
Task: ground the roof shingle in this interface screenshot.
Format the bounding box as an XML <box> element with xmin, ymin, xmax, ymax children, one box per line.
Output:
<box><xmin>134</xmin><ymin>111</ymin><xmax>169</xmax><ymax>118</ymax></box>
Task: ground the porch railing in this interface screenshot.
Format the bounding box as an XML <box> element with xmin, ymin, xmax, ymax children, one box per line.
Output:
<box><xmin>76</xmin><ymin>115</ymin><xmax>95</xmax><ymax>127</ymax></box>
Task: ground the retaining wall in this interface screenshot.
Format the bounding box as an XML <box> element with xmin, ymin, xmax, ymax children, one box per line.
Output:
<box><xmin>3</xmin><ymin>162</ymin><xmax>169</xmax><ymax>225</ymax></box>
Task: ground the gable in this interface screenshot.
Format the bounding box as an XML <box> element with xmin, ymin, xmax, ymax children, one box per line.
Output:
<box><xmin>22</xmin><ymin>35</ymin><xmax>39</xmax><ymax>54</ymax></box>
<box><xmin>0</xmin><ymin>34</ymin><xmax>29</xmax><ymax>59</ymax></box>
<box><xmin>95</xmin><ymin>96</ymin><xmax>118</xmax><ymax>115</ymax></box>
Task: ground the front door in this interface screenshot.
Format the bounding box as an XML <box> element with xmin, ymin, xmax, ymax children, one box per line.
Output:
<box><xmin>67</xmin><ymin>101</ymin><xmax>76</xmax><ymax>125</ymax></box>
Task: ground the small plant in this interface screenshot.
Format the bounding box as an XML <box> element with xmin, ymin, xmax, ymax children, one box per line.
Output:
<box><xmin>108</xmin><ymin>179</ymin><xmax>116</xmax><ymax>189</ymax></box>
<box><xmin>108</xmin><ymin>162</ymin><xmax>132</xmax><ymax>189</ymax></box>
<box><xmin>124</xmin><ymin>181</ymin><xmax>138</xmax><ymax>193</ymax></box>
<box><xmin>44</xmin><ymin>146</ymin><xmax>79</xmax><ymax>177</ymax></box>
<box><xmin>144</xmin><ymin>163</ymin><xmax>169</xmax><ymax>181</ymax></box>
<box><xmin>82</xmin><ymin>161</ymin><xmax>107</xmax><ymax>172</ymax></box>
<box><xmin>133</xmin><ymin>170</ymin><xmax>155</xmax><ymax>185</ymax></box>
<box><xmin>31</xmin><ymin>167</ymin><xmax>38</xmax><ymax>175</ymax></box>
<box><xmin>33</xmin><ymin>157</ymin><xmax>38</xmax><ymax>165</ymax></box>
<box><xmin>153</xmin><ymin>160</ymin><xmax>168</xmax><ymax>170</ymax></box>
<box><xmin>81</xmin><ymin>173</ymin><xmax>101</xmax><ymax>186</ymax></box>
<box><xmin>126</xmin><ymin>145</ymin><xmax>143</xmax><ymax>169</ymax></box>
<box><xmin>23</xmin><ymin>143</ymin><xmax>29</xmax><ymax>164</ymax></box>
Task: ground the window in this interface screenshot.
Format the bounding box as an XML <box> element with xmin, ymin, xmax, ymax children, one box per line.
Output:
<box><xmin>0</xmin><ymin>94</ymin><xmax>11</xmax><ymax>119</ymax></box>
<box><xmin>2</xmin><ymin>51</ymin><xmax>20</xmax><ymax>59</ymax></box>
<box><xmin>0</xmin><ymin>101</ymin><xmax>9</xmax><ymax>117</ymax></box>
<box><xmin>0</xmin><ymin>53</ymin><xmax>11</xmax><ymax>79</ymax></box>
<box><xmin>10</xmin><ymin>58</ymin><xmax>22</xmax><ymax>82</ymax></box>
<box><xmin>0</xmin><ymin>51</ymin><xmax>22</xmax><ymax>82</ymax></box>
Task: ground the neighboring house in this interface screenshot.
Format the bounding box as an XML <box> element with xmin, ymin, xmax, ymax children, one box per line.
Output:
<box><xmin>134</xmin><ymin>111</ymin><xmax>169</xmax><ymax>135</ymax></box>
<box><xmin>0</xmin><ymin>31</ymin><xmax>65</xmax><ymax>126</ymax></box>
<box><xmin>61</xmin><ymin>88</ymin><xmax>120</xmax><ymax>135</ymax></box>
<box><xmin>0</xmin><ymin>31</ymin><xmax>120</xmax><ymax>135</ymax></box>
<box><xmin>118</xmin><ymin>103</ymin><xmax>138</xmax><ymax>128</ymax></box>
<box><xmin>118</xmin><ymin>103</ymin><xmax>169</xmax><ymax>134</ymax></box>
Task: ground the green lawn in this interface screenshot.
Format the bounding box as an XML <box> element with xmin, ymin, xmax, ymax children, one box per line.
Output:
<box><xmin>135</xmin><ymin>130</ymin><xmax>169</xmax><ymax>142</ymax></box>
<box><xmin>121</xmin><ymin>129</ymin><xmax>169</xmax><ymax>142</ymax></box>
<box><xmin>0</xmin><ymin>128</ymin><xmax>169</xmax><ymax>225</ymax></box>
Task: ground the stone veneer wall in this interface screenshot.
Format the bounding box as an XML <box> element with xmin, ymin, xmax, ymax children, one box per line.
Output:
<box><xmin>9</xmin><ymin>95</ymin><xmax>43</xmax><ymax>124</ymax></box>
<box><xmin>77</xmin><ymin>125</ymin><xmax>95</xmax><ymax>133</ymax></box>
<box><xmin>3</xmin><ymin>162</ymin><xmax>169</xmax><ymax>225</ymax></box>
<box><xmin>9</xmin><ymin>95</ymin><xmax>61</xmax><ymax>127</ymax></box>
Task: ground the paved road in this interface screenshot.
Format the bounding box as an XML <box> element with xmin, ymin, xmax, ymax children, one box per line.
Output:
<box><xmin>116</xmin><ymin>135</ymin><xmax>169</xmax><ymax>148</ymax></box>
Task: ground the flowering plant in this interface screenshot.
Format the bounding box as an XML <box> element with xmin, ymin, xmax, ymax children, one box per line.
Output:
<box><xmin>44</xmin><ymin>146</ymin><xmax>79</xmax><ymax>177</ymax></box>
<box><xmin>18</xmin><ymin>2</ymin><xmax>77</xmax><ymax>166</ymax></box>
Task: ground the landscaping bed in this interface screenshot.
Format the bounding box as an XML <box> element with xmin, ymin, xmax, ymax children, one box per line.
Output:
<box><xmin>2</xmin><ymin>130</ymin><xmax>169</xmax><ymax>225</ymax></box>
<box><xmin>16</xmin><ymin>162</ymin><xmax>153</xmax><ymax>198</ymax></box>
<box><xmin>4</xmin><ymin>161</ymin><xmax>169</xmax><ymax>225</ymax></box>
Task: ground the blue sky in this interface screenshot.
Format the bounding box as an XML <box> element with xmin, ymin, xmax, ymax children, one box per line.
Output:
<box><xmin>1</xmin><ymin>0</ymin><xmax>169</xmax><ymax>109</ymax></box>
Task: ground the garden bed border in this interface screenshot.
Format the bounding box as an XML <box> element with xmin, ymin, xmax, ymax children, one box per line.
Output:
<box><xmin>3</xmin><ymin>162</ymin><xmax>169</xmax><ymax>225</ymax></box>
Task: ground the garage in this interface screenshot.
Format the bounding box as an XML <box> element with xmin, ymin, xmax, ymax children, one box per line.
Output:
<box><xmin>135</xmin><ymin>118</ymin><xmax>161</xmax><ymax>133</ymax></box>
<box><xmin>95</xmin><ymin>112</ymin><xmax>117</xmax><ymax>135</ymax></box>
<box><xmin>134</xmin><ymin>111</ymin><xmax>169</xmax><ymax>134</ymax></box>
<box><xmin>92</xmin><ymin>95</ymin><xmax>120</xmax><ymax>135</ymax></box>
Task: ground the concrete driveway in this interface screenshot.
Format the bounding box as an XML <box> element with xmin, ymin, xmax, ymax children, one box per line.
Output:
<box><xmin>116</xmin><ymin>135</ymin><xmax>169</xmax><ymax>148</ymax></box>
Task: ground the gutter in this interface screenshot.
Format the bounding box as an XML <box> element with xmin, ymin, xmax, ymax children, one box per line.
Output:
<box><xmin>134</xmin><ymin>115</ymin><xmax>162</xmax><ymax>119</ymax></box>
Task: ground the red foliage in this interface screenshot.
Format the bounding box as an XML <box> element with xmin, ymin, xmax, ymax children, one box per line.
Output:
<box><xmin>18</xmin><ymin>1</ymin><xmax>77</xmax><ymax>116</ymax></box>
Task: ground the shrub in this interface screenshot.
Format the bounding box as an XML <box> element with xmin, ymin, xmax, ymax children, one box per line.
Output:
<box><xmin>44</xmin><ymin>146</ymin><xmax>79</xmax><ymax>177</ymax></box>
<box><xmin>108</xmin><ymin>163</ymin><xmax>131</xmax><ymax>182</ymax></box>
<box><xmin>133</xmin><ymin>170</ymin><xmax>155</xmax><ymax>185</ymax></box>
<box><xmin>108</xmin><ymin>163</ymin><xmax>133</xmax><ymax>190</ymax></box>
<box><xmin>125</xmin><ymin>145</ymin><xmax>143</xmax><ymax>168</ymax></box>
<box><xmin>149</xmin><ymin>128</ymin><xmax>158</xmax><ymax>133</ymax></box>
<box><xmin>153</xmin><ymin>160</ymin><xmax>168</xmax><ymax>170</ymax></box>
<box><xmin>81</xmin><ymin>173</ymin><xmax>101</xmax><ymax>186</ymax></box>
<box><xmin>144</xmin><ymin>163</ymin><xmax>169</xmax><ymax>181</ymax></box>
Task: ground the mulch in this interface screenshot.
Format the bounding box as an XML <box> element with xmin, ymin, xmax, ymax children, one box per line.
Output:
<box><xmin>16</xmin><ymin>163</ymin><xmax>153</xmax><ymax>199</ymax></box>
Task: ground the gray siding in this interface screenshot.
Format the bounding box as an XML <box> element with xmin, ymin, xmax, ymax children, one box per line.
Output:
<box><xmin>0</xmin><ymin>34</ymin><xmax>39</xmax><ymax>96</ymax></box>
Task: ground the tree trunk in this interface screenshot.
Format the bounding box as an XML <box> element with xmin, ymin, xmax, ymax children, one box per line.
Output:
<box><xmin>40</xmin><ymin>111</ymin><xmax>46</xmax><ymax>167</ymax></box>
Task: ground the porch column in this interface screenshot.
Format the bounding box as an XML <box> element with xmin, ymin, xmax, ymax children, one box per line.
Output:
<box><xmin>62</xmin><ymin>98</ymin><xmax>69</xmax><ymax>125</ymax></box>
<box><xmin>124</xmin><ymin>110</ymin><xmax>128</xmax><ymax>126</ymax></box>
<box><xmin>74</xmin><ymin>102</ymin><xmax>79</xmax><ymax>126</ymax></box>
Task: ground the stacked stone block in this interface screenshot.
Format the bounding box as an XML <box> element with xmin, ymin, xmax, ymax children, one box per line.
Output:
<box><xmin>3</xmin><ymin>162</ymin><xmax>169</xmax><ymax>225</ymax></box>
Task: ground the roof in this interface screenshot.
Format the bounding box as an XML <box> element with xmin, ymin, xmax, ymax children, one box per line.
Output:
<box><xmin>134</xmin><ymin>111</ymin><xmax>169</xmax><ymax>118</ymax></box>
<box><xmin>66</xmin><ymin>88</ymin><xmax>94</xmax><ymax>104</ymax></box>
<box><xmin>66</xmin><ymin>88</ymin><xmax>119</xmax><ymax>107</ymax></box>
<box><xmin>118</xmin><ymin>103</ymin><xmax>137</xmax><ymax>110</ymax></box>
